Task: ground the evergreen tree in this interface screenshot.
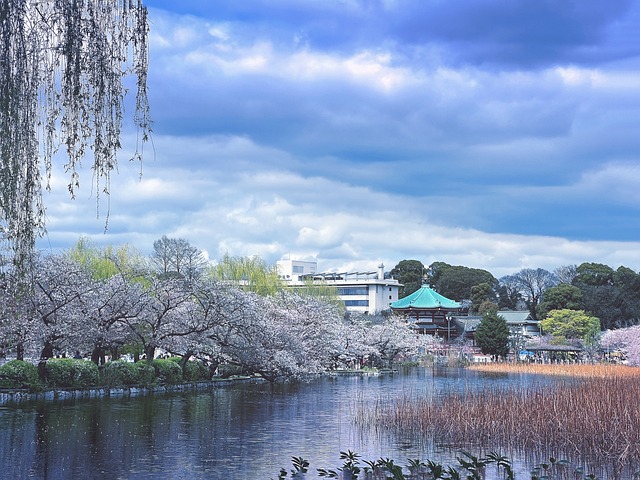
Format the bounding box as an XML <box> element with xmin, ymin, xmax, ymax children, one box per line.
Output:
<box><xmin>389</xmin><ymin>259</ymin><xmax>425</xmax><ymax>298</ymax></box>
<box><xmin>475</xmin><ymin>311</ymin><xmax>510</xmax><ymax>358</ymax></box>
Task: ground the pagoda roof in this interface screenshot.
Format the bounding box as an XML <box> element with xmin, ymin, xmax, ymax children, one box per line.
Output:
<box><xmin>390</xmin><ymin>285</ymin><xmax>461</xmax><ymax>311</ymax></box>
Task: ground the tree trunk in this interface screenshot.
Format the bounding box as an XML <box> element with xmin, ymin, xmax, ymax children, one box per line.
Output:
<box><xmin>180</xmin><ymin>352</ymin><xmax>192</xmax><ymax>376</ymax></box>
<box><xmin>144</xmin><ymin>345</ymin><xmax>155</xmax><ymax>361</ymax></box>
<box><xmin>38</xmin><ymin>343</ymin><xmax>55</xmax><ymax>380</ymax></box>
<box><xmin>91</xmin><ymin>346</ymin><xmax>104</xmax><ymax>365</ymax></box>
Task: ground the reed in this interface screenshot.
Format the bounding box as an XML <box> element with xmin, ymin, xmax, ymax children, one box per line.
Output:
<box><xmin>354</xmin><ymin>366</ymin><xmax>640</xmax><ymax>476</ymax></box>
<box><xmin>468</xmin><ymin>362</ymin><xmax>640</xmax><ymax>379</ymax></box>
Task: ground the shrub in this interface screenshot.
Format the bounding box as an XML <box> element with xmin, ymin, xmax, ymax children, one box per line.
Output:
<box><xmin>135</xmin><ymin>361</ymin><xmax>157</xmax><ymax>386</ymax></box>
<box><xmin>217</xmin><ymin>363</ymin><xmax>244</xmax><ymax>378</ymax></box>
<box><xmin>169</xmin><ymin>357</ymin><xmax>211</xmax><ymax>381</ymax></box>
<box><xmin>45</xmin><ymin>358</ymin><xmax>99</xmax><ymax>388</ymax></box>
<box><xmin>101</xmin><ymin>360</ymin><xmax>140</xmax><ymax>387</ymax></box>
<box><xmin>0</xmin><ymin>360</ymin><xmax>42</xmax><ymax>391</ymax></box>
<box><xmin>151</xmin><ymin>358</ymin><xmax>183</xmax><ymax>385</ymax></box>
<box><xmin>185</xmin><ymin>360</ymin><xmax>211</xmax><ymax>381</ymax></box>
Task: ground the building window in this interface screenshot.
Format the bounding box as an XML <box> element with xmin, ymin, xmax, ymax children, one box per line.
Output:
<box><xmin>292</xmin><ymin>266</ymin><xmax>304</xmax><ymax>273</ymax></box>
<box><xmin>344</xmin><ymin>300</ymin><xmax>369</xmax><ymax>307</ymax></box>
<box><xmin>337</xmin><ymin>287</ymin><xmax>369</xmax><ymax>296</ymax></box>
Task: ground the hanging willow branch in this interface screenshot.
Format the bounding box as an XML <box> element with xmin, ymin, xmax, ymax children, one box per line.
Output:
<box><xmin>0</xmin><ymin>0</ymin><xmax>151</xmax><ymax>271</ymax></box>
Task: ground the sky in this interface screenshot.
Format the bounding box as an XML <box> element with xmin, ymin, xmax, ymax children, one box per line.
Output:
<box><xmin>37</xmin><ymin>0</ymin><xmax>640</xmax><ymax>278</ymax></box>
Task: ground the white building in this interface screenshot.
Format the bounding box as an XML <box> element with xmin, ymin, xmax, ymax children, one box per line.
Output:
<box><xmin>276</xmin><ymin>259</ymin><xmax>401</xmax><ymax>314</ymax></box>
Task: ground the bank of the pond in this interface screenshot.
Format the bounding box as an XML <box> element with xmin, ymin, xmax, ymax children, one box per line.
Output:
<box><xmin>0</xmin><ymin>376</ymin><xmax>265</xmax><ymax>405</ymax></box>
<box><xmin>0</xmin><ymin>368</ymin><xmax>390</xmax><ymax>405</ymax></box>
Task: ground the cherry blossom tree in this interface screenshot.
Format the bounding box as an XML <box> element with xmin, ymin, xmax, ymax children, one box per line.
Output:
<box><xmin>119</xmin><ymin>275</ymin><xmax>195</xmax><ymax>360</ymax></box>
<box><xmin>366</xmin><ymin>316</ymin><xmax>427</xmax><ymax>369</ymax></box>
<box><xmin>79</xmin><ymin>274</ymin><xmax>148</xmax><ymax>365</ymax></box>
<box><xmin>600</xmin><ymin>326</ymin><xmax>640</xmax><ymax>366</ymax></box>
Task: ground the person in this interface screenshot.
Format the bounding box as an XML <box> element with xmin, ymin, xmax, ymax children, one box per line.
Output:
<box><xmin>73</xmin><ymin>350</ymin><xmax>82</xmax><ymax>359</ymax></box>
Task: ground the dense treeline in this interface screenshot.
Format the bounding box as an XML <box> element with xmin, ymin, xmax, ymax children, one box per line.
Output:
<box><xmin>0</xmin><ymin>239</ymin><xmax>434</xmax><ymax>382</ymax></box>
<box><xmin>391</xmin><ymin>260</ymin><xmax>640</xmax><ymax>328</ymax></box>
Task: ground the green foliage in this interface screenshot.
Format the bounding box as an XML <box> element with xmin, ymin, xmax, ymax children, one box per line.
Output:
<box><xmin>470</xmin><ymin>282</ymin><xmax>495</xmax><ymax>313</ymax></box>
<box><xmin>575</xmin><ymin>262</ymin><xmax>615</xmax><ymax>287</ymax></box>
<box><xmin>45</xmin><ymin>358</ymin><xmax>100</xmax><ymax>388</ymax></box>
<box><xmin>537</xmin><ymin>283</ymin><xmax>583</xmax><ymax>318</ymax></box>
<box><xmin>541</xmin><ymin>309</ymin><xmax>600</xmax><ymax>344</ymax></box>
<box><xmin>294</xmin><ymin>279</ymin><xmax>344</xmax><ymax>313</ymax></box>
<box><xmin>279</xmin><ymin>450</ymin><xmax>523</xmax><ymax>480</ymax></box>
<box><xmin>389</xmin><ymin>259</ymin><xmax>425</xmax><ymax>298</ymax></box>
<box><xmin>427</xmin><ymin>262</ymin><xmax>497</xmax><ymax>302</ymax></box>
<box><xmin>135</xmin><ymin>361</ymin><xmax>157</xmax><ymax>386</ymax></box>
<box><xmin>169</xmin><ymin>357</ymin><xmax>211</xmax><ymax>381</ymax></box>
<box><xmin>67</xmin><ymin>237</ymin><xmax>143</xmax><ymax>280</ymax></box>
<box><xmin>0</xmin><ymin>360</ymin><xmax>42</xmax><ymax>391</ymax></box>
<box><xmin>216</xmin><ymin>363</ymin><xmax>245</xmax><ymax>378</ymax></box>
<box><xmin>208</xmin><ymin>253</ymin><xmax>284</xmax><ymax>296</ymax></box>
<box><xmin>101</xmin><ymin>360</ymin><xmax>141</xmax><ymax>386</ymax></box>
<box><xmin>150</xmin><ymin>358</ymin><xmax>183</xmax><ymax>385</ymax></box>
<box><xmin>475</xmin><ymin>311</ymin><xmax>510</xmax><ymax>358</ymax></box>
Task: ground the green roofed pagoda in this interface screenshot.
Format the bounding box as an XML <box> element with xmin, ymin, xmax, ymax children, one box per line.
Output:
<box><xmin>390</xmin><ymin>284</ymin><xmax>462</xmax><ymax>339</ymax></box>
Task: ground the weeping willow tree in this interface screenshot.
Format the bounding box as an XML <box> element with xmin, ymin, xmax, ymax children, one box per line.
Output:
<box><xmin>208</xmin><ymin>254</ymin><xmax>285</xmax><ymax>296</ymax></box>
<box><xmin>0</xmin><ymin>0</ymin><xmax>150</xmax><ymax>272</ymax></box>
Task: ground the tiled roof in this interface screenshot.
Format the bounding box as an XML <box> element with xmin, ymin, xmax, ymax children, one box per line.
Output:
<box><xmin>391</xmin><ymin>285</ymin><xmax>461</xmax><ymax>310</ymax></box>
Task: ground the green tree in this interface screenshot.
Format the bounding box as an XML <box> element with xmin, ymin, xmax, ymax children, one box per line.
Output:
<box><xmin>471</xmin><ymin>282</ymin><xmax>495</xmax><ymax>313</ymax></box>
<box><xmin>572</xmin><ymin>263</ymin><xmax>640</xmax><ymax>330</ymax></box>
<box><xmin>475</xmin><ymin>311</ymin><xmax>510</xmax><ymax>358</ymax></box>
<box><xmin>427</xmin><ymin>262</ymin><xmax>497</xmax><ymax>301</ymax></box>
<box><xmin>536</xmin><ymin>283</ymin><xmax>583</xmax><ymax>319</ymax></box>
<box><xmin>1</xmin><ymin>0</ymin><xmax>150</xmax><ymax>271</ymax></box>
<box><xmin>67</xmin><ymin>237</ymin><xmax>143</xmax><ymax>280</ymax></box>
<box><xmin>541</xmin><ymin>309</ymin><xmax>600</xmax><ymax>345</ymax></box>
<box><xmin>389</xmin><ymin>259</ymin><xmax>425</xmax><ymax>298</ymax></box>
<box><xmin>208</xmin><ymin>254</ymin><xmax>284</xmax><ymax>296</ymax></box>
<box><xmin>574</xmin><ymin>262</ymin><xmax>615</xmax><ymax>287</ymax></box>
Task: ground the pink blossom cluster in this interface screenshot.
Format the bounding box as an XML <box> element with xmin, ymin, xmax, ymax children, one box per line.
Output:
<box><xmin>600</xmin><ymin>325</ymin><xmax>640</xmax><ymax>366</ymax></box>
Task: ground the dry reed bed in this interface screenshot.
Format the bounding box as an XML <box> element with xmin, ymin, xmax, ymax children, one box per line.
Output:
<box><xmin>355</xmin><ymin>365</ymin><xmax>640</xmax><ymax>470</ymax></box>
<box><xmin>469</xmin><ymin>362</ymin><xmax>640</xmax><ymax>379</ymax></box>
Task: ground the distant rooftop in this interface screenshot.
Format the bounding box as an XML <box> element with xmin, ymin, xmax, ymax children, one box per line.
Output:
<box><xmin>390</xmin><ymin>284</ymin><xmax>461</xmax><ymax>310</ymax></box>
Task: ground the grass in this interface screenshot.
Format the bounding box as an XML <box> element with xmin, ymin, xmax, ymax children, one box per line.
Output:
<box><xmin>354</xmin><ymin>363</ymin><xmax>640</xmax><ymax>478</ymax></box>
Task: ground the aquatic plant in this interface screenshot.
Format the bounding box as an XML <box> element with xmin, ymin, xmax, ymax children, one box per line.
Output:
<box><xmin>355</xmin><ymin>364</ymin><xmax>640</xmax><ymax>478</ymax></box>
<box><xmin>275</xmin><ymin>450</ymin><xmax>525</xmax><ymax>479</ymax></box>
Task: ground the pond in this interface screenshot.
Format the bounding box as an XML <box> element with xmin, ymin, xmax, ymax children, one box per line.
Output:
<box><xmin>0</xmin><ymin>367</ymin><xmax>618</xmax><ymax>479</ymax></box>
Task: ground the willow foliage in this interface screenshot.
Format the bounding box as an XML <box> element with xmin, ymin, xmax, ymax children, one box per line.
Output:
<box><xmin>0</xmin><ymin>0</ymin><xmax>150</xmax><ymax>270</ymax></box>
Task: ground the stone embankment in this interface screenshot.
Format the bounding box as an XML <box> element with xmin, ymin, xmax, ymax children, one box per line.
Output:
<box><xmin>0</xmin><ymin>377</ymin><xmax>264</xmax><ymax>405</ymax></box>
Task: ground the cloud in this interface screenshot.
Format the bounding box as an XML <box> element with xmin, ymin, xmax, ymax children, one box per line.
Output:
<box><xmin>31</xmin><ymin>1</ymin><xmax>640</xmax><ymax>281</ymax></box>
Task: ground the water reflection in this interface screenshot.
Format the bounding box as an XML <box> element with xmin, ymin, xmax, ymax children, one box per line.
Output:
<box><xmin>0</xmin><ymin>368</ymin><xmax>627</xmax><ymax>479</ymax></box>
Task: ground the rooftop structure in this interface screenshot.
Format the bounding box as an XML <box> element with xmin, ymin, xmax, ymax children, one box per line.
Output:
<box><xmin>276</xmin><ymin>259</ymin><xmax>400</xmax><ymax>314</ymax></box>
<box><xmin>390</xmin><ymin>284</ymin><xmax>462</xmax><ymax>338</ymax></box>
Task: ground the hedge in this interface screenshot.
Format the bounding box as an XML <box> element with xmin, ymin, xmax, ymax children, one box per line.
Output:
<box><xmin>150</xmin><ymin>359</ymin><xmax>183</xmax><ymax>385</ymax></box>
<box><xmin>169</xmin><ymin>357</ymin><xmax>212</xmax><ymax>382</ymax></box>
<box><xmin>45</xmin><ymin>358</ymin><xmax>100</xmax><ymax>388</ymax></box>
<box><xmin>0</xmin><ymin>360</ymin><xmax>42</xmax><ymax>391</ymax></box>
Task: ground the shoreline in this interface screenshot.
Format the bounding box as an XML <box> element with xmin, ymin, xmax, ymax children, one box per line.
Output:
<box><xmin>0</xmin><ymin>368</ymin><xmax>392</xmax><ymax>405</ymax></box>
<box><xmin>0</xmin><ymin>376</ymin><xmax>265</xmax><ymax>405</ymax></box>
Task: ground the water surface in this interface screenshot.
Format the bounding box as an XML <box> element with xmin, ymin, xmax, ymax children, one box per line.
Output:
<box><xmin>0</xmin><ymin>367</ymin><xmax>602</xmax><ymax>479</ymax></box>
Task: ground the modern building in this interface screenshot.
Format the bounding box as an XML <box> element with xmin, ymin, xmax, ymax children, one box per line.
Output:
<box><xmin>276</xmin><ymin>259</ymin><xmax>400</xmax><ymax>314</ymax></box>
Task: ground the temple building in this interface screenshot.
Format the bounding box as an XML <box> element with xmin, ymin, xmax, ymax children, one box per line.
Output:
<box><xmin>390</xmin><ymin>284</ymin><xmax>463</xmax><ymax>339</ymax></box>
